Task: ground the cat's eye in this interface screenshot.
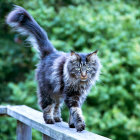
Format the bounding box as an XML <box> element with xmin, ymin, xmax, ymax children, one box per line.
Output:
<box><xmin>72</xmin><ymin>61</ymin><xmax>77</xmax><ymax>64</ymax></box>
<box><xmin>75</xmin><ymin>68</ymin><xmax>80</xmax><ymax>71</ymax></box>
<box><xmin>86</xmin><ymin>67</ymin><xmax>91</xmax><ymax>71</ymax></box>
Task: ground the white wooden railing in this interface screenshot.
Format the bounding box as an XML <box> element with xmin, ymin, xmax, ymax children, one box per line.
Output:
<box><xmin>0</xmin><ymin>105</ymin><xmax>111</xmax><ymax>140</ymax></box>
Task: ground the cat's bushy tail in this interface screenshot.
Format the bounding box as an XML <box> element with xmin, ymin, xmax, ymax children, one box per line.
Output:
<box><xmin>6</xmin><ymin>6</ymin><xmax>56</xmax><ymax>58</ymax></box>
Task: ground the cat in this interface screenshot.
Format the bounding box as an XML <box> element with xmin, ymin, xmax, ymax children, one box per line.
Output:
<box><xmin>6</xmin><ymin>6</ymin><xmax>101</xmax><ymax>132</ymax></box>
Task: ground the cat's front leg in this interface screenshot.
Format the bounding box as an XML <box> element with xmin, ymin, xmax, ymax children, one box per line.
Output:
<box><xmin>65</xmin><ymin>96</ymin><xmax>85</xmax><ymax>132</ymax></box>
<box><xmin>70</xmin><ymin>107</ymin><xmax>85</xmax><ymax>131</ymax></box>
<box><xmin>69</xmin><ymin>112</ymin><xmax>75</xmax><ymax>128</ymax></box>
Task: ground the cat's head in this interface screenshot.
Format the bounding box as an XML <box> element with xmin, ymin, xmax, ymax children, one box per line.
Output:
<box><xmin>66</xmin><ymin>50</ymin><xmax>101</xmax><ymax>83</ymax></box>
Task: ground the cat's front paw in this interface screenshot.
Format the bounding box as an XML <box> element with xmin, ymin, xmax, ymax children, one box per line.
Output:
<box><xmin>44</xmin><ymin>118</ymin><xmax>55</xmax><ymax>124</ymax></box>
<box><xmin>75</xmin><ymin>122</ymin><xmax>85</xmax><ymax>132</ymax></box>
<box><xmin>54</xmin><ymin>117</ymin><xmax>62</xmax><ymax>122</ymax></box>
<box><xmin>69</xmin><ymin>123</ymin><xmax>75</xmax><ymax>128</ymax></box>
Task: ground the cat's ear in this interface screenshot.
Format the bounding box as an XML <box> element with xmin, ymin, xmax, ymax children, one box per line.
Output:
<box><xmin>87</xmin><ymin>50</ymin><xmax>98</xmax><ymax>61</ymax></box>
<box><xmin>70</xmin><ymin>50</ymin><xmax>80</xmax><ymax>61</ymax></box>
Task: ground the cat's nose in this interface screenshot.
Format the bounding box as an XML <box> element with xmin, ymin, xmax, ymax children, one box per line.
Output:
<box><xmin>81</xmin><ymin>72</ymin><xmax>87</xmax><ymax>79</ymax></box>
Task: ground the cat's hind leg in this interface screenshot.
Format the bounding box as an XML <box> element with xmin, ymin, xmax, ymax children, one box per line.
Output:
<box><xmin>53</xmin><ymin>101</ymin><xmax>63</xmax><ymax>122</ymax></box>
<box><xmin>43</xmin><ymin>103</ymin><xmax>55</xmax><ymax>124</ymax></box>
<box><xmin>39</xmin><ymin>92</ymin><xmax>55</xmax><ymax>124</ymax></box>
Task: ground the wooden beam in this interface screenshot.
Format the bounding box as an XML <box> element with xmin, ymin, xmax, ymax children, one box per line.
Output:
<box><xmin>0</xmin><ymin>106</ymin><xmax>7</xmax><ymax>114</ymax></box>
<box><xmin>17</xmin><ymin>120</ymin><xmax>32</xmax><ymax>140</ymax></box>
<box><xmin>0</xmin><ymin>105</ymin><xmax>111</xmax><ymax>140</ymax></box>
<box><xmin>42</xmin><ymin>134</ymin><xmax>55</xmax><ymax>140</ymax></box>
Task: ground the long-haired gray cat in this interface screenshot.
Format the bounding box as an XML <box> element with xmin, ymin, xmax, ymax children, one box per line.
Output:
<box><xmin>6</xmin><ymin>6</ymin><xmax>101</xmax><ymax>132</ymax></box>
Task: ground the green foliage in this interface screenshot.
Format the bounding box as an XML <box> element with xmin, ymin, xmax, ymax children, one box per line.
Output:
<box><xmin>0</xmin><ymin>0</ymin><xmax>140</xmax><ymax>140</ymax></box>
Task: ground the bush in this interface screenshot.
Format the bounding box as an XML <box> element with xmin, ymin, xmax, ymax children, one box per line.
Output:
<box><xmin>0</xmin><ymin>0</ymin><xmax>140</xmax><ymax>140</ymax></box>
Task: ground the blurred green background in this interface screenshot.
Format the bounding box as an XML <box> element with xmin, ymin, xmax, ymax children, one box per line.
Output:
<box><xmin>0</xmin><ymin>0</ymin><xmax>140</xmax><ymax>140</ymax></box>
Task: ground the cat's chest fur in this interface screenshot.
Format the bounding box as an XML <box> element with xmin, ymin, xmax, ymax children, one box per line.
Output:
<box><xmin>66</xmin><ymin>80</ymin><xmax>91</xmax><ymax>93</ymax></box>
<box><xmin>63</xmin><ymin>81</ymin><xmax>91</xmax><ymax>105</ymax></box>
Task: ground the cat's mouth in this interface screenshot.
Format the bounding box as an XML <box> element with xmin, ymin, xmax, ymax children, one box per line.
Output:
<box><xmin>80</xmin><ymin>76</ymin><xmax>87</xmax><ymax>81</ymax></box>
<box><xmin>81</xmin><ymin>79</ymin><xmax>87</xmax><ymax>82</ymax></box>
